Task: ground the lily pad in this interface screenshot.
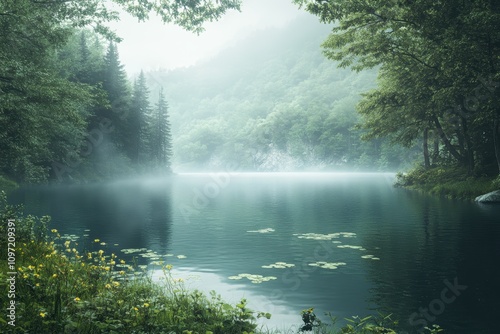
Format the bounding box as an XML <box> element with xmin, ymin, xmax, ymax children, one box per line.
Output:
<box><xmin>308</xmin><ymin>261</ymin><xmax>347</xmax><ymax>270</ymax></box>
<box><xmin>261</xmin><ymin>261</ymin><xmax>295</xmax><ymax>269</ymax></box>
<box><xmin>247</xmin><ymin>228</ymin><xmax>275</xmax><ymax>233</ymax></box>
<box><xmin>295</xmin><ymin>232</ymin><xmax>357</xmax><ymax>241</ymax></box>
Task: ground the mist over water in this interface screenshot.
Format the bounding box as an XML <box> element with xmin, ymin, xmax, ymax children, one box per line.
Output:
<box><xmin>9</xmin><ymin>173</ymin><xmax>500</xmax><ymax>333</ymax></box>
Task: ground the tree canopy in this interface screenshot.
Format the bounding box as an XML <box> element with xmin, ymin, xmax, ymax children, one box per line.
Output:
<box><xmin>295</xmin><ymin>0</ymin><xmax>500</xmax><ymax>175</ymax></box>
<box><xmin>1</xmin><ymin>0</ymin><xmax>240</xmax><ymax>182</ymax></box>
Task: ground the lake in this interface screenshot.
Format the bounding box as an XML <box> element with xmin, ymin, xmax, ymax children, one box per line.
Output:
<box><xmin>8</xmin><ymin>172</ymin><xmax>500</xmax><ymax>333</ymax></box>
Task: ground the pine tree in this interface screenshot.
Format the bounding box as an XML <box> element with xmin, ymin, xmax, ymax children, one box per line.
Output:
<box><xmin>130</xmin><ymin>70</ymin><xmax>152</xmax><ymax>165</ymax></box>
<box><xmin>151</xmin><ymin>87</ymin><xmax>173</xmax><ymax>172</ymax></box>
<box><xmin>102</xmin><ymin>42</ymin><xmax>131</xmax><ymax>152</ymax></box>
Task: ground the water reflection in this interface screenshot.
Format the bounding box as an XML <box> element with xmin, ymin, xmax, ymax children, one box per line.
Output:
<box><xmin>8</xmin><ymin>173</ymin><xmax>500</xmax><ymax>333</ymax></box>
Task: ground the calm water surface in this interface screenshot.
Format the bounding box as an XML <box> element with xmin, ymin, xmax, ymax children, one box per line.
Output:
<box><xmin>9</xmin><ymin>173</ymin><xmax>500</xmax><ymax>333</ymax></box>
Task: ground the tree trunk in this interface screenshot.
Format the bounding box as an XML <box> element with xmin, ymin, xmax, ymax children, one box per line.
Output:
<box><xmin>423</xmin><ymin>128</ymin><xmax>430</xmax><ymax>169</ymax></box>
<box><xmin>461</xmin><ymin>116</ymin><xmax>475</xmax><ymax>175</ymax></box>
<box><xmin>432</xmin><ymin>131</ymin><xmax>440</xmax><ymax>165</ymax></box>
<box><xmin>432</xmin><ymin>115</ymin><xmax>465</xmax><ymax>164</ymax></box>
<box><xmin>494</xmin><ymin>119</ymin><xmax>500</xmax><ymax>175</ymax></box>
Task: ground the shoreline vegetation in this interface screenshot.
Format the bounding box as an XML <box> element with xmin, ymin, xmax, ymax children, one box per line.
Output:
<box><xmin>395</xmin><ymin>166</ymin><xmax>500</xmax><ymax>200</ymax></box>
<box><xmin>0</xmin><ymin>191</ymin><xmax>445</xmax><ymax>334</ymax></box>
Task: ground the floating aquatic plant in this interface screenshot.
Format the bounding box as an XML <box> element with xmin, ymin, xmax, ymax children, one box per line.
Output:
<box><xmin>261</xmin><ymin>261</ymin><xmax>295</xmax><ymax>269</ymax></box>
<box><xmin>308</xmin><ymin>261</ymin><xmax>347</xmax><ymax>270</ymax></box>
<box><xmin>295</xmin><ymin>232</ymin><xmax>357</xmax><ymax>241</ymax></box>
<box><xmin>121</xmin><ymin>248</ymin><xmax>148</xmax><ymax>254</ymax></box>
<box><xmin>247</xmin><ymin>228</ymin><xmax>275</xmax><ymax>233</ymax></box>
<box><xmin>61</xmin><ymin>234</ymin><xmax>80</xmax><ymax>241</ymax></box>
<box><xmin>336</xmin><ymin>245</ymin><xmax>366</xmax><ymax>250</ymax></box>
<box><xmin>177</xmin><ymin>255</ymin><xmax>187</xmax><ymax>259</ymax></box>
<box><xmin>228</xmin><ymin>273</ymin><xmax>277</xmax><ymax>284</ymax></box>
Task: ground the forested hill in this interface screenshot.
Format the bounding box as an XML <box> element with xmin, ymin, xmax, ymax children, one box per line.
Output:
<box><xmin>145</xmin><ymin>14</ymin><xmax>419</xmax><ymax>172</ymax></box>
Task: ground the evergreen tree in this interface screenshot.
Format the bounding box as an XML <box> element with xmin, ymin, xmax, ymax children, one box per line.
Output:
<box><xmin>151</xmin><ymin>88</ymin><xmax>173</xmax><ymax>172</ymax></box>
<box><xmin>102</xmin><ymin>42</ymin><xmax>131</xmax><ymax>153</ymax></box>
<box><xmin>130</xmin><ymin>70</ymin><xmax>152</xmax><ymax>165</ymax></box>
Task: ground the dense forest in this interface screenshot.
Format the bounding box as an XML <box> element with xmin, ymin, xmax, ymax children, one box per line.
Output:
<box><xmin>1</xmin><ymin>0</ymin><xmax>500</xmax><ymax>191</ymax></box>
<box><xmin>146</xmin><ymin>14</ymin><xmax>419</xmax><ymax>171</ymax></box>
<box><xmin>0</xmin><ymin>0</ymin><xmax>239</xmax><ymax>184</ymax></box>
<box><xmin>293</xmin><ymin>0</ymin><xmax>500</xmax><ymax>190</ymax></box>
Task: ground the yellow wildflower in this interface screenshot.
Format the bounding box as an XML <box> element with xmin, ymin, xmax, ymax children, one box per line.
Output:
<box><xmin>143</xmin><ymin>303</ymin><xmax>150</xmax><ymax>308</ymax></box>
<box><xmin>40</xmin><ymin>312</ymin><xmax>47</xmax><ymax>318</ymax></box>
<box><xmin>120</xmin><ymin>259</ymin><xmax>125</xmax><ymax>264</ymax></box>
<box><xmin>74</xmin><ymin>297</ymin><xmax>81</xmax><ymax>302</ymax></box>
<box><xmin>112</xmin><ymin>281</ymin><xmax>120</xmax><ymax>287</ymax></box>
<box><xmin>51</xmin><ymin>229</ymin><xmax>58</xmax><ymax>233</ymax></box>
<box><xmin>52</xmin><ymin>274</ymin><xmax>57</xmax><ymax>278</ymax></box>
<box><xmin>105</xmin><ymin>284</ymin><xmax>111</xmax><ymax>289</ymax></box>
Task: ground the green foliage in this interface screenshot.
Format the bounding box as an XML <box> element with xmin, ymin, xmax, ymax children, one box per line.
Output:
<box><xmin>1</xmin><ymin>0</ymin><xmax>242</xmax><ymax>183</ymax></box>
<box><xmin>300</xmin><ymin>308</ymin><xmax>322</xmax><ymax>332</ymax></box>
<box><xmin>395</xmin><ymin>166</ymin><xmax>497</xmax><ymax>199</ymax></box>
<box><xmin>296</xmin><ymin>0</ymin><xmax>500</xmax><ymax>177</ymax></box>
<box><xmin>292</xmin><ymin>308</ymin><xmax>443</xmax><ymax>334</ymax></box>
<box><xmin>149</xmin><ymin>88</ymin><xmax>173</xmax><ymax>173</ymax></box>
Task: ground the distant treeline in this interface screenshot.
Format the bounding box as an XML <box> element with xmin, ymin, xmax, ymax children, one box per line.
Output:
<box><xmin>146</xmin><ymin>15</ymin><xmax>420</xmax><ymax>172</ymax></box>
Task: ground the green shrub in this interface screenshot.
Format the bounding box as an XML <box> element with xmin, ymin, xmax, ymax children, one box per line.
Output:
<box><xmin>395</xmin><ymin>166</ymin><xmax>496</xmax><ymax>199</ymax></box>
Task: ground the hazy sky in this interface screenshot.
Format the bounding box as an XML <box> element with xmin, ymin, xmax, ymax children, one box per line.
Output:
<box><xmin>109</xmin><ymin>0</ymin><xmax>304</xmax><ymax>75</ymax></box>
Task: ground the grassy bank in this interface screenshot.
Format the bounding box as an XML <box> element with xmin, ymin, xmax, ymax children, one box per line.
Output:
<box><xmin>0</xmin><ymin>192</ymin><xmax>444</xmax><ymax>334</ymax></box>
<box><xmin>395</xmin><ymin>166</ymin><xmax>499</xmax><ymax>200</ymax></box>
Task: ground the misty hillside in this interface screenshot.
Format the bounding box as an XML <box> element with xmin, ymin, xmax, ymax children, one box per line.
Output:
<box><xmin>145</xmin><ymin>14</ymin><xmax>417</xmax><ymax>171</ymax></box>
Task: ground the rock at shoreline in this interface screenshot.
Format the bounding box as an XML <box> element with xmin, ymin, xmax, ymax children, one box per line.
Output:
<box><xmin>475</xmin><ymin>190</ymin><xmax>500</xmax><ymax>203</ymax></box>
